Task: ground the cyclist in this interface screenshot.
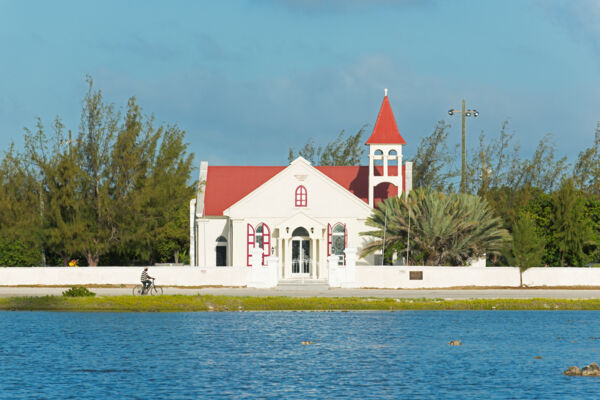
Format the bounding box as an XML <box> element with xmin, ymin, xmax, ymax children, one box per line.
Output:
<box><xmin>140</xmin><ymin>267</ymin><xmax>154</xmax><ymax>295</ymax></box>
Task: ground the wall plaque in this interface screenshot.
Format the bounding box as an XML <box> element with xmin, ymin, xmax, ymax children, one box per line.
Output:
<box><xmin>409</xmin><ymin>271</ymin><xmax>423</xmax><ymax>280</ymax></box>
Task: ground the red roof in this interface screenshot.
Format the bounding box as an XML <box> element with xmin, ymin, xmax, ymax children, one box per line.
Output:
<box><xmin>203</xmin><ymin>165</ymin><xmax>404</xmax><ymax>216</ymax></box>
<box><xmin>203</xmin><ymin>166</ymin><xmax>285</xmax><ymax>216</ymax></box>
<box><xmin>365</xmin><ymin>95</ymin><xmax>407</xmax><ymax>145</ymax></box>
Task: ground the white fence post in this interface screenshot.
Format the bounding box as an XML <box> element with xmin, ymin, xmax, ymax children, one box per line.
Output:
<box><xmin>327</xmin><ymin>255</ymin><xmax>340</xmax><ymax>287</ymax></box>
<box><xmin>248</xmin><ymin>247</ymin><xmax>266</xmax><ymax>288</ymax></box>
<box><xmin>341</xmin><ymin>248</ymin><xmax>359</xmax><ymax>288</ymax></box>
<box><xmin>266</xmin><ymin>255</ymin><xmax>280</xmax><ymax>288</ymax></box>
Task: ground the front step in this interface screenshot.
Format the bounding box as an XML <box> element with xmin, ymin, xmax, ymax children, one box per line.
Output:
<box><xmin>276</xmin><ymin>279</ymin><xmax>330</xmax><ymax>290</ymax></box>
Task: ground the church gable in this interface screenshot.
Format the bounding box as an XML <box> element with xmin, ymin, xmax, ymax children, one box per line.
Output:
<box><xmin>224</xmin><ymin>157</ymin><xmax>373</xmax><ymax>219</ymax></box>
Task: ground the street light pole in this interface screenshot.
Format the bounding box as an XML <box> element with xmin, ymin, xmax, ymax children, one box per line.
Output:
<box><xmin>461</xmin><ymin>100</ymin><xmax>466</xmax><ymax>193</ymax></box>
<box><xmin>448</xmin><ymin>100</ymin><xmax>479</xmax><ymax>193</ymax></box>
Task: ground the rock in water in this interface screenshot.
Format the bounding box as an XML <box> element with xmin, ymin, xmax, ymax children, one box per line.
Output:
<box><xmin>448</xmin><ymin>340</ymin><xmax>462</xmax><ymax>346</ymax></box>
<box><xmin>563</xmin><ymin>366</ymin><xmax>582</xmax><ymax>376</ymax></box>
<box><xmin>582</xmin><ymin>362</ymin><xmax>600</xmax><ymax>376</ymax></box>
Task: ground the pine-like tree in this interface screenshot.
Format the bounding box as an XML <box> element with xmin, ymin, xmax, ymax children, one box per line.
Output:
<box><xmin>511</xmin><ymin>211</ymin><xmax>545</xmax><ymax>286</ymax></box>
<box><xmin>553</xmin><ymin>178</ymin><xmax>594</xmax><ymax>266</ymax></box>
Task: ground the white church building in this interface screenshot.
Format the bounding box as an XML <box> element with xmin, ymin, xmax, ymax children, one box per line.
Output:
<box><xmin>190</xmin><ymin>91</ymin><xmax>413</xmax><ymax>283</ymax></box>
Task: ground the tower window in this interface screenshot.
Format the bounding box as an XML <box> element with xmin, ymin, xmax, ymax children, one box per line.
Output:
<box><xmin>295</xmin><ymin>185</ymin><xmax>307</xmax><ymax>207</ymax></box>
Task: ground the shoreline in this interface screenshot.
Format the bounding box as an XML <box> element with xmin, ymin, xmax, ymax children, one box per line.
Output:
<box><xmin>2</xmin><ymin>295</ymin><xmax>600</xmax><ymax>312</ymax></box>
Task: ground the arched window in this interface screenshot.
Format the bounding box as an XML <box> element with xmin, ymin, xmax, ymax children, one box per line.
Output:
<box><xmin>328</xmin><ymin>223</ymin><xmax>347</xmax><ymax>265</ymax></box>
<box><xmin>247</xmin><ymin>223</ymin><xmax>271</xmax><ymax>266</ymax></box>
<box><xmin>216</xmin><ymin>236</ymin><xmax>227</xmax><ymax>267</ymax></box>
<box><xmin>292</xmin><ymin>227</ymin><xmax>309</xmax><ymax>237</ymax></box>
<box><xmin>295</xmin><ymin>185</ymin><xmax>307</xmax><ymax>207</ymax></box>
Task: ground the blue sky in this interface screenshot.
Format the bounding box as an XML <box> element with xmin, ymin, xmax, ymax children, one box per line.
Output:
<box><xmin>1</xmin><ymin>0</ymin><xmax>599</xmax><ymax>167</ymax></box>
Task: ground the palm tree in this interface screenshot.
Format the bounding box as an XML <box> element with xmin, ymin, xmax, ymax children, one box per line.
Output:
<box><xmin>360</xmin><ymin>188</ymin><xmax>510</xmax><ymax>266</ymax></box>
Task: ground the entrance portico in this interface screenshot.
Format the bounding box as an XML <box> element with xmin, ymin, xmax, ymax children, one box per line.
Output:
<box><xmin>275</xmin><ymin>212</ymin><xmax>325</xmax><ymax>281</ymax></box>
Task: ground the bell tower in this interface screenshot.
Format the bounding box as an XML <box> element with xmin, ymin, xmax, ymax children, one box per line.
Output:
<box><xmin>366</xmin><ymin>89</ymin><xmax>412</xmax><ymax>207</ymax></box>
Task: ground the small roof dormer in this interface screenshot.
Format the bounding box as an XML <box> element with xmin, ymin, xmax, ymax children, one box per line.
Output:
<box><xmin>365</xmin><ymin>89</ymin><xmax>407</xmax><ymax>145</ymax></box>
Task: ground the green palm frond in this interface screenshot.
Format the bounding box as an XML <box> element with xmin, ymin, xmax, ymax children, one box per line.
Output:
<box><xmin>360</xmin><ymin>188</ymin><xmax>511</xmax><ymax>265</ymax></box>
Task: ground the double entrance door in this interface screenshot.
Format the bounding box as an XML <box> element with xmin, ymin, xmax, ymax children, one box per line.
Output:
<box><xmin>291</xmin><ymin>238</ymin><xmax>310</xmax><ymax>276</ymax></box>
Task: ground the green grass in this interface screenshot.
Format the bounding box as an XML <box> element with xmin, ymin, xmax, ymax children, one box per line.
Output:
<box><xmin>2</xmin><ymin>295</ymin><xmax>600</xmax><ymax>312</ymax></box>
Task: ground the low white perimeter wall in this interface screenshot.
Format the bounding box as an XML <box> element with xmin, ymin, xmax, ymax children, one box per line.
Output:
<box><xmin>356</xmin><ymin>266</ymin><xmax>521</xmax><ymax>289</ymax></box>
<box><xmin>522</xmin><ymin>267</ymin><xmax>600</xmax><ymax>287</ymax></box>
<box><xmin>4</xmin><ymin>266</ymin><xmax>600</xmax><ymax>288</ymax></box>
<box><xmin>0</xmin><ymin>267</ymin><xmax>251</xmax><ymax>287</ymax></box>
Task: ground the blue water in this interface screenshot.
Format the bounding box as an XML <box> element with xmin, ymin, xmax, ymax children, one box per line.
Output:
<box><xmin>1</xmin><ymin>311</ymin><xmax>600</xmax><ymax>399</ymax></box>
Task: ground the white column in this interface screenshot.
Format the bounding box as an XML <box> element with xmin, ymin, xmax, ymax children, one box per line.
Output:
<box><xmin>315</xmin><ymin>239</ymin><xmax>320</xmax><ymax>280</ymax></box>
<box><xmin>195</xmin><ymin>219</ymin><xmax>209</xmax><ymax>268</ymax></box>
<box><xmin>383</xmin><ymin>154</ymin><xmax>388</xmax><ymax>176</ymax></box>
<box><xmin>310</xmin><ymin>239</ymin><xmax>316</xmax><ymax>279</ymax></box>
<box><xmin>286</xmin><ymin>239</ymin><xmax>292</xmax><ymax>278</ymax></box>
<box><xmin>278</xmin><ymin>239</ymin><xmax>284</xmax><ymax>279</ymax></box>
<box><xmin>368</xmin><ymin>154</ymin><xmax>374</xmax><ymax>207</ymax></box>
<box><xmin>189</xmin><ymin>199</ymin><xmax>196</xmax><ymax>266</ymax></box>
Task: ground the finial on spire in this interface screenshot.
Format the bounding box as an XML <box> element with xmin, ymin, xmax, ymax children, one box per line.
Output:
<box><xmin>384</xmin><ymin>88</ymin><xmax>388</xmax><ymax>97</ymax></box>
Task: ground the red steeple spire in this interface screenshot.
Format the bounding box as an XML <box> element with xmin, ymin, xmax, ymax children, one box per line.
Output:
<box><xmin>365</xmin><ymin>90</ymin><xmax>406</xmax><ymax>145</ymax></box>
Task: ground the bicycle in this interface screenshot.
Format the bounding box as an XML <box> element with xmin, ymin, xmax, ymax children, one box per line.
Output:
<box><xmin>132</xmin><ymin>278</ymin><xmax>163</xmax><ymax>296</ymax></box>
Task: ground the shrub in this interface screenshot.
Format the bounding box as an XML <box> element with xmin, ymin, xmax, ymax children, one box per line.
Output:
<box><xmin>62</xmin><ymin>286</ymin><xmax>96</xmax><ymax>297</ymax></box>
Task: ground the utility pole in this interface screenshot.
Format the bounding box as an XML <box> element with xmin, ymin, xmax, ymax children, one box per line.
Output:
<box><xmin>480</xmin><ymin>150</ymin><xmax>487</xmax><ymax>195</ymax></box>
<box><xmin>382</xmin><ymin>207</ymin><xmax>388</xmax><ymax>266</ymax></box>
<box><xmin>461</xmin><ymin>100</ymin><xmax>466</xmax><ymax>193</ymax></box>
<box><xmin>448</xmin><ymin>101</ymin><xmax>479</xmax><ymax>193</ymax></box>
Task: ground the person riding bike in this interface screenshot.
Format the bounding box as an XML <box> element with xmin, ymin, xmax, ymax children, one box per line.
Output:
<box><xmin>140</xmin><ymin>267</ymin><xmax>154</xmax><ymax>295</ymax></box>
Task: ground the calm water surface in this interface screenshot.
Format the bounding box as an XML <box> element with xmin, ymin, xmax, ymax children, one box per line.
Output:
<box><xmin>1</xmin><ymin>311</ymin><xmax>600</xmax><ymax>399</ymax></box>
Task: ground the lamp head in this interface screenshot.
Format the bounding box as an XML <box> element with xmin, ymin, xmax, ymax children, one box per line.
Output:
<box><xmin>448</xmin><ymin>109</ymin><xmax>454</xmax><ymax>116</ymax></box>
<box><xmin>473</xmin><ymin>110</ymin><xmax>479</xmax><ymax>117</ymax></box>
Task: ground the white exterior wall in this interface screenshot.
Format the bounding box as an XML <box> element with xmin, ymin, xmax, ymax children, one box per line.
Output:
<box><xmin>522</xmin><ymin>267</ymin><xmax>600</xmax><ymax>287</ymax></box>
<box><xmin>5</xmin><ymin>261</ymin><xmax>600</xmax><ymax>289</ymax></box>
<box><xmin>0</xmin><ymin>267</ymin><xmax>251</xmax><ymax>287</ymax></box>
<box><xmin>4</xmin><ymin>266</ymin><xmax>600</xmax><ymax>288</ymax></box>
<box><xmin>356</xmin><ymin>266</ymin><xmax>520</xmax><ymax>288</ymax></box>
<box><xmin>194</xmin><ymin>217</ymin><xmax>229</xmax><ymax>267</ymax></box>
<box><xmin>225</xmin><ymin>158</ymin><xmax>376</xmax><ymax>274</ymax></box>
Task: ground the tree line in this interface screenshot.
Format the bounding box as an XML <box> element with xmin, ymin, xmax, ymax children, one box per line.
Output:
<box><xmin>0</xmin><ymin>77</ymin><xmax>195</xmax><ymax>266</ymax></box>
<box><xmin>2</xmin><ymin>79</ymin><xmax>598</xmax><ymax>267</ymax></box>
<box><xmin>291</xmin><ymin>120</ymin><xmax>600</xmax><ymax>267</ymax></box>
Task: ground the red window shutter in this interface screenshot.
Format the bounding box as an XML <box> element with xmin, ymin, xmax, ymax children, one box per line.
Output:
<box><xmin>262</xmin><ymin>223</ymin><xmax>271</xmax><ymax>266</ymax></box>
<box><xmin>327</xmin><ymin>223</ymin><xmax>332</xmax><ymax>256</ymax></box>
<box><xmin>343</xmin><ymin>223</ymin><xmax>347</xmax><ymax>265</ymax></box>
<box><xmin>247</xmin><ymin>223</ymin><xmax>255</xmax><ymax>267</ymax></box>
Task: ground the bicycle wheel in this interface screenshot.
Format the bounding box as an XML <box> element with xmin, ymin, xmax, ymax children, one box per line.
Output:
<box><xmin>132</xmin><ymin>285</ymin><xmax>143</xmax><ymax>296</ymax></box>
<box><xmin>150</xmin><ymin>286</ymin><xmax>163</xmax><ymax>295</ymax></box>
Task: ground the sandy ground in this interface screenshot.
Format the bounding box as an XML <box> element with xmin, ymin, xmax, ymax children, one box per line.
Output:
<box><xmin>1</xmin><ymin>286</ymin><xmax>600</xmax><ymax>299</ymax></box>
